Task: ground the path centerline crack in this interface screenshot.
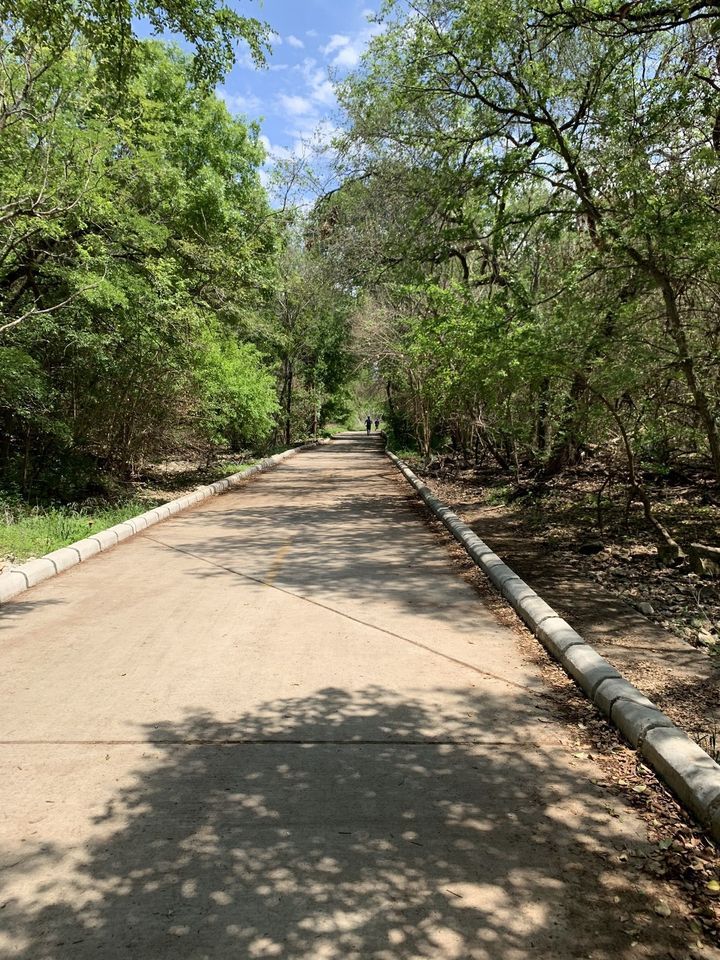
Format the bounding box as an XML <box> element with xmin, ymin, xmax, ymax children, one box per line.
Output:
<box><xmin>143</xmin><ymin>533</ymin><xmax>542</xmax><ymax>696</ymax></box>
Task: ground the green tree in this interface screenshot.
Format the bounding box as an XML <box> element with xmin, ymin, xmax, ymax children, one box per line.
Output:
<box><xmin>268</xmin><ymin>242</ymin><xmax>354</xmax><ymax>445</ymax></box>
<box><xmin>0</xmin><ymin>42</ymin><xmax>278</xmax><ymax>493</ymax></box>
<box><xmin>322</xmin><ymin>0</ymin><xmax>719</xmax><ymax>551</ymax></box>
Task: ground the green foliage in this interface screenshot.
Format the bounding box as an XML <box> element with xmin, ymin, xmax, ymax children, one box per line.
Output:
<box><xmin>268</xmin><ymin>242</ymin><xmax>356</xmax><ymax>445</ymax></box>
<box><xmin>197</xmin><ymin>336</ymin><xmax>279</xmax><ymax>448</ymax></box>
<box><xmin>324</xmin><ymin>0</ymin><xmax>720</xmax><ymax>492</ymax></box>
<box><xmin>0</xmin><ymin>0</ymin><xmax>270</xmax><ymax>88</ymax></box>
<box><xmin>0</xmin><ymin>14</ymin><xmax>357</xmax><ymax>503</ymax></box>
<box><xmin>0</xmin><ymin>39</ymin><xmax>283</xmax><ymax>496</ymax></box>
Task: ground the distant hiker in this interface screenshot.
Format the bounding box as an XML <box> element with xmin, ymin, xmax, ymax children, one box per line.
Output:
<box><xmin>365</xmin><ymin>416</ymin><xmax>372</xmax><ymax>434</ymax></box>
<box><xmin>374</xmin><ymin>417</ymin><xmax>380</xmax><ymax>431</ymax></box>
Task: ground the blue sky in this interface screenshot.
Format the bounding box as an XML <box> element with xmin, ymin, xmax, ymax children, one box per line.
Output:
<box><xmin>217</xmin><ymin>0</ymin><xmax>384</xmax><ymax>171</ymax></box>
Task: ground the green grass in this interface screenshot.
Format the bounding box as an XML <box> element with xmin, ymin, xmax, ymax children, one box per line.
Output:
<box><xmin>0</xmin><ymin>500</ymin><xmax>155</xmax><ymax>564</ymax></box>
<box><xmin>391</xmin><ymin>448</ymin><xmax>420</xmax><ymax>463</ymax></box>
<box><xmin>482</xmin><ymin>484</ymin><xmax>514</xmax><ymax>506</ymax></box>
<box><xmin>0</xmin><ymin>454</ymin><xmax>300</xmax><ymax>565</ymax></box>
<box><xmin>214</xmin><ymin>460</ymin><xmax>259</xmax><ymax>478</ymax></box>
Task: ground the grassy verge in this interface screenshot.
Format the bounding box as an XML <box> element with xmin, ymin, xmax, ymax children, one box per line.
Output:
<box><xmin>0</xmin><ymin>500</ymin><xmax>153</xmax><ymax>564</ymax></box>
<box><xmin>0</xmin><ymin>458</ymin><xmax>261</xmax><ymax>565</ymax></box>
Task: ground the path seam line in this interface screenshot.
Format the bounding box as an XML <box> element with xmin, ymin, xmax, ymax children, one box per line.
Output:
<box><xmin>0</xmin><ymin>737</ymin><xmax>564</xmax><ymax>746</ymax></box>
<box><xmin>143</xmin><ymin>534</ymin><xmax>542</xmax><ymax>695</ymax></box>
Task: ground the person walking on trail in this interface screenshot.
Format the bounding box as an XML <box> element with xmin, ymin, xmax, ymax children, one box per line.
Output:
<box><xmin>365</xmin><ymin>416</ymin><xmax>372</xmax><ymax>435</ymax></box>
<box><xmin>374</xmin><ymin>417</ymin><xmax>380</xmax><ymax>431</ymax></box>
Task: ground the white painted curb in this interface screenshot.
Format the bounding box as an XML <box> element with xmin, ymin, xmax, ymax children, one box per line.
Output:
<box><xmin>0</xmin><ymin>442</ymin><xmax>320</xmax><ymax>607</ymax></box>
<box><xmin>387</xmin><ymin>449</ymin><xmax>720</xmax><ymax>839</ymax></box>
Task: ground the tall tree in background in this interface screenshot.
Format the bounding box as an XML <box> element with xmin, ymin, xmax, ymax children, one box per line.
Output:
<box><xmin>323</xmin><ymin>0</ymin><xmax>720</xmax><ymax>489</ymax></box>
<box><xmin>0</xmin><ymin>0</ymin><xmax>271</xmax><ymax>336</ymax></box>
<box><xmin>0</xmin><ymin>41</ymin><xmax>280</xmax><ymax>493</ymax></box>
<box><xmin>0</xmin><ymin>1</ymin><xmax>358</xmax><ymax>498</ymax></box>
<box><xmin>269</xmin><ymin>241</ymin><xmax>354</xmax><ymax>446</ymax></box>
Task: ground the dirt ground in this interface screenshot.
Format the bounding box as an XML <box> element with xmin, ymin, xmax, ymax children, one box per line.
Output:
<box><xmin>410</xmin><ymin>463</ymin><xmax>720</xmax><ymax>750</ymax></box>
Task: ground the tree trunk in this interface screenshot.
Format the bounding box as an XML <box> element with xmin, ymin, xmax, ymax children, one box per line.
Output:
<box><xmin>284</xmin><ymin>360</ymin><xmax>293</xmax><ymax>447</ymax></box>
<box><xmin>312</xmin><ymin>383</ymin><xmax>319</xmax><ymax>439</ymax></box>
<box><xmin>557</xmin><ymin>124</ymin><xmax>720</xmax><ymax>481</ymax></box>
<box><xmin>543</xmin><ymin>373</ymin><xmax>585</xmax><ymax>477</ymax></box>
<box><xmin>475</xmin><ymin>423</ymin><xmax>510</xmax><ymax>472</ymax></box>
<box><xmin>536</xmin><ymin>377</ymin><xmax>551</xmax><ymax>453</ymax></box>
<box><xmin>385</xmin><ymin>380</ymin><xmax>395</xmax><ymax>419</ymax></box>
<box><xmin>594</xmin><ymin>387</ymin><xmax>685</xmax><ymax>562</ymax></box>
<box><xmin>656</xmin><ymin>275</ymin><xmax>720</xmax><ymax>481</ymax></box>
<box><xmin>22</xmin><ymin>427</ymin><xmax>32</xmax><ymax>496</ymax></box>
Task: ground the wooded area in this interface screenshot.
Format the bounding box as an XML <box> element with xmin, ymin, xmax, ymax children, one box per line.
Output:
<box><xmin>0</xmin><ymin>0</ymin><xmax>353</xmax><ymax>506</ymax></box>
<box><xmin>313</xmin><ymin>0</ymin><xmax>720</xmax><ymax>560</ymax></box>
<box><xmin>1</xmin><ymin>0</ymin><xmax>718</xmax><ymax>563</ymax></box>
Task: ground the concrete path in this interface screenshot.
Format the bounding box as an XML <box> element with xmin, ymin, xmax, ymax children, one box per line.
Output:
<box><xmin>0</xmin><ymin>435</ymin><xmax>686</xmax><ymax>959</ymax></box>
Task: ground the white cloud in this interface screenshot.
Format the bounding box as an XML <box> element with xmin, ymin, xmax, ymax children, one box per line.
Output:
<box><xmin>259</xmin><ymin>134</ymin><xmax>293</xmax><ymax>162</ymax></box>
<box><xmin>278</xmin><ymin>93</ymin><xmax>314</xmax><ymax>117</ymax></box>
<box><xmin>265</xmin><ymin>115</ymin><xmax>340</xmax><ymax>163</ymax></box>
<box><xmin>333</xmin><ymin>45</ymin><xmax>361</xmax><ymax>68</ymax></box>
<box><xmin>322</xmin><ymin>34</ymin><xmax>351</xmax><ymax>55</ymax></box>
<box><xmin>297</xmin><ymin>58</ymin><xmax>336</xmax><ymax>107</ymax></box>
<box><xmin>236</xmin><ymin>50</ymin><xmax>258</xmax><ymax>69</ymax></box>
<box><xmin>217</xmin><ymin>89</ymin><xmax>263</xmax><ymax>114</ymax></box>
<box><xmin>320</xmin><ymin>22</ymin><xmax>385</xmax><ymax>71</ymax></box>
<box><xmin>260</xmin><ymin>119</ymin><xmax>342</xmax><ymax>211</ymax></box>
<box><xmin>251</xmin><ymin>13</ymin><xmax>387</xmax><ymax>204</ymax></box>
<box><xmin>288</xmin><ymin>118</ymin><xmax>340</xmax><ymax>148</ymax></box>
<box><xmin>312</xmin><ymin>78</ymin><xmax>335</xmax><ymax>105</ymax></box>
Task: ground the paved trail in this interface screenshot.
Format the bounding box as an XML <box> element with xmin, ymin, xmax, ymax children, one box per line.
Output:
<box><xmin>0</xmin><ymin>435</ymin><xmax>685</xmax><ymax>958</ymax></box>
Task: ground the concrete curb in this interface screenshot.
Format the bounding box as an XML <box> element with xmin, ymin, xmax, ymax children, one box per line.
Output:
<box><xmin>386</xmin><ymin>448</ymin><xmax>720</xmax><ymax>840</ymax></box>
<box><xmin>0</xmin><ymin>442</ymin><xmax>320</xmax><ymax>607</ymax></box>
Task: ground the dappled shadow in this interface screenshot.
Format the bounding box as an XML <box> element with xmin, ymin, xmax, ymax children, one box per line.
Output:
<box><xmin>461</xmin><ymin>507</ymin><xmax>720</xmax><ymax>720</ymax></box>
<box><xmin>0</xmin><ymin>596</ymin><xmax>63</xmax><ymax>634</ymax></box>
<box><xmin>464</xmin><ymin>509</ymin><xmax>668</xmax><ymax>642</ymax></box>
<box><xmin>0</xmin><ymin>685</ymin><xmax>686</xmax><ymax>959</ymax></box>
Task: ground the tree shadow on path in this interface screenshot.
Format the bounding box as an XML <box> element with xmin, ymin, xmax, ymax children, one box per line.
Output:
<box><xmin>1</xmin><ymin>685</ymin><xmax>686</xmax><ymax>959</ymax></box>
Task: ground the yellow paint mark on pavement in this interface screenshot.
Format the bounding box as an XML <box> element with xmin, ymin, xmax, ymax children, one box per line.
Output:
<box><xmin>265</xmin><ymin>541</ymin><xmax>294</xmax><ymax>585</ymax></box>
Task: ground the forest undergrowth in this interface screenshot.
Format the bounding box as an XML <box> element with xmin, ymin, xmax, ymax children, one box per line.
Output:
<box><xmin>0</xmin><ymin>451</ymin><xmax>263</xmax><ymax>566</ymax></box>
<box><xmin>406</xmin><ymin>449</ymin><xmax>720</xmax><ymax>658</ymax></box>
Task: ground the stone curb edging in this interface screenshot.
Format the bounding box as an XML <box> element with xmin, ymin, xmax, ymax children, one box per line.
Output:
<box><xmin>386</xmin><ymin>449</ymin><xmax>720</xmax><ymax>841</ymax></box>
<box><xmin>0</xmin><ymin>442</ymin><xmax>320</xmax><ymax>607</ymax></box>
